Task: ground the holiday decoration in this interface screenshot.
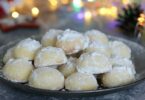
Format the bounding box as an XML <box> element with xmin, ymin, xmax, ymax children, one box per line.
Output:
<box><xmin>0</xmin><ymin>11</ymin><xmax>39</xmax><ymax>32</ymax></box>
<box><xmin>116</xmin><ymin>3</ymin><xmax>144</xmax><ymax>36</ymax></box>
<box><xmin>136</xmin><ymin>13</ymin><xmax>145</xmax><ymax>45</ymax></box>
<box><xmin>1</xmin><ymin>0</ymin><xmax>144</xmax><ymax>32</ymax></box>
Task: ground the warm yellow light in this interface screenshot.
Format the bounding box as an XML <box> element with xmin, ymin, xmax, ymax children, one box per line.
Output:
<box><xmin>85</xmin><ymin>10</ymin><xmax>92</xmax><ymax>19</ymax></box>
<box><xmin>98</xmin><ymin>6</ymin><xmax>118</xmax><ymax>18</ymax></box>
<box><xmin>49</xmin><ymin>0</ymin><xmax>58</xmax><ymax>6</ymax></box>
<box><xmin>31</xmin><ymin>7</ymin><xmax>39</xmax><ymax>17</ymax></box>
<box><xmin>111</xmin><ymin>6</ymin><xmax>117</xmax><ymax>12</ymax></box>
<box><xmin>138</xmin><ymin>13</ymin><xmax>145</xmax><ymax>26</ymax></box>
<box><xmin>122</xmin><ymin>0</ymin><xmax>130</xmax><ymax>5</ymax></box>
<box><xmin>61</xmin><ymin>0</ymin><xmax>69</xmax><ymax>5</ymax></box>
<box><xmin>109</xmin><ymin>6</ymin><xmax>118</xmax><ymax>18</ymax></box>
<box><xmin>99</xmin><ymin>7</ymin><xmax>107</xmax><ymax>15</ymax></box>
<box><xmin>48</xmin><ymin>0</ymin><xmax>58</xmax><ymax>11</ymax></box>
<box><xmin>88</xmin><ymin>0</ymin><xmax>94</xmax><ymax>2</ymax></box>
<box><xmin>12</xmin><ymin>11</ymin><xmax>19</xmax><ymax>19</ymax></box>
<box><xmin>84</xmin><ymin>10</ymin><xmax>92</xmax><ymax>24</ymax></box>
<box><xmin>140</xmin><ymin>13</ymin><xmax>145</xmax><ymax>18</ymax></box>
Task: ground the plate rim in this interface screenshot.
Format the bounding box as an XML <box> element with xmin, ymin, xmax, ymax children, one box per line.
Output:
<box><xmin>0</xmin><ymin>35</ymin><xmax>145</xmax><ymax>96</ymax></box>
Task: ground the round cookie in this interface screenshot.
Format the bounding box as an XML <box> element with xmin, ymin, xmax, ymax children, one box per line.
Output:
<box><xmin>77</xmin><ymin>52</ymin><xmax>112</xmax><ymax>74</ymax></box>
<box><xmin>85</xmin><ymin>30</ymin><xmax>109</xmax><ymax>45</ymax></box>
<box><xmin>3</xmin><ymin>47</ymin><xmax>14</xmax><ymax>63</ymax></box>
<box><xmin>56</xmin><ymin>29</ymin><xmax>89</xmax><ymax>55</ymax></box>
<box><xmin>28</xmin><ymin>67</ymin><xmax>64</xmax><ymax>90</ymax></box>
<box><xmin>14</xmin><ymin>38</ymin><xmax>41</xmax><ymax>60</ymax></box>
<box><xmin>34</xmin><ymin>46</ymin><xmax>67</xmax><ymax>67</ymax></box>
<box><xmin>65</xmin><ymin>72</ymin><xmax>98</xmax><ymax>91</ymax></box>
<box><xmin>111</xmin><ymin>58</ymin><xmax>136</xmax><ymax>74</ymax></box>
<box><xmin>110</xmin><ymin>41</ymin><xmax>131</xmax><ymax>59</ymax></box>
<box><xmin>3</xmin><ymin>58</ymin><xmax>34</xmax><ymax>82</ymax></box>
<box><xmin>58</xmin><ymin>57</ymin><xmax>77</xmax><ymax>77</ymax></box>
<box><xmin>85</xmin><ymin>41</ymin><xmax>111</xmax><ymax>57</ymax></box>
<box><xmin>41</xmin><ymin>29</ymin><xmax>63</xmax><ymax>47</ymax></box>
<box><xmin>102</xmin><ymin>66</ymin><xmax>135</xmax><ymax>88</ymax></box>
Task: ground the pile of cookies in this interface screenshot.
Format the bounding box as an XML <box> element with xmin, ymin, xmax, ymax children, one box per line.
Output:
<box><xmin>2</xmin><ymin>29</ymin><xmax>136</xmax><ymax>91</ymax></box>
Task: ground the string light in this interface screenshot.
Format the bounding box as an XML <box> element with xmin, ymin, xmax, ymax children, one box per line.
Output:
<box><xmin>98</xmin><ymin>6</ymin><xmax>118</xmax><ymax>18</ymax></box>
<box><xmin>31</xmin><ymin>7</ymin><xmax>39</xmax><ymax>18</ymax></box>
<box><xmin>84</xmin><ymin>10</ymin><xmax>92</xmax><ymax>24</ymax></box>
<box><xmin>138</xmin><ymin>13</ymin><xmax>145</xmax><ymax>26</ymax></box>
<box><xmin>109</xmin><ymin>6</ymin><xmax>118</xmax><ymax>18</ymax></box>
<box><xmin>77</xmin><ymin>12</ymin><xmax>84</xmax><ymax>20</ymax></box>
<box><xmin>12</xmin><ymin>11</ymin><xmax>19</xmax><ymax>19</ymax></box>
<box><xmin>48</xmin><ymin>0</ymin><xmax>59</xmax><ymax>11</ymax></box>
<box><xmin>72</xmin><ymin>0</ymin><xmax>83</xmax><ymax>12</ymax></box>
<box><xmin>122</xmin><ymin>0</ymin><xmax>130</xmax><ymax>5</ymax></box>
<box><xmin>99</xmin><ymin>7</ymin><xmax>107</xmax><ymax>16</ymax></box>
<box><xmin>87</xmin><ymin>0</ymin><xmax>95</xmax><ymax>2</ymax></box>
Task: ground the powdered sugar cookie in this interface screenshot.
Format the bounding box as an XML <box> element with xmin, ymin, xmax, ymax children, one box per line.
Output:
<box><xmin>34</xmin><ymin>46</ymin><xmax>67</xmax><ymax>67</ymax></box>
<box><xmin>14</xmin><ymin>38</ymin><xmax>41</xmax><ymax>60</ymax></box>
<box><xmin>85</xmin><ymin>41</ymin><xmax>111</xmax><ymax>57</ymax></box>
<box><xmin>29</xmin><ymin>67</ymin><xmax>64</xmax><ymax>90</ymax></box>
<box><xmin>102</xmin><ymin>66</ymin><xmax>135</xmax><ymax>87</ymax></box>
<box><xmin>65</xmin><ymin>72</ymin><xmax>98</xmax><ymax>91</ymax></box>
<box><xmin>58</xmin><ymin>57</ymin><xmax>77</xmax><ymax>77</ymax></box>
<box><xmin>110</xmin><ymin>41</ymin><xmax>131</xmax><ymax>59</ymax></box>
<box><xmin>56</xmin><ymin>29</ymin><xmax>89</xmax><ymax>55</ymax></box>
<box><xmin>3</xmin><ymin>58</ymin><xmax>34</xmax><ymax>83</ymax></box>
<box><xmin>85</xmin><ymin>30</ymin><xmax>109</xmax><ymax>45</ymax></box>
<box><xmin>3</xmin><ymin>47</ymin><xmax>15</xmax><ymax>63</ymax></box>
<box><xmin>41</xmin><ymin>29</ymin><xmax>63</xmax><ymax>47</ymax></box>
<box><xmin>77</xmin><ymin>52</ymin><xmax>112</xmax><ymax>74</ymax></box>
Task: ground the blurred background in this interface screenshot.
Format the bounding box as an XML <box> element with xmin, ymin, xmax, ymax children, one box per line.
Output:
<box><xmin>0</xmin><ymin>0</ymin><xmax>145</xmax><ymax>46</ymax></box>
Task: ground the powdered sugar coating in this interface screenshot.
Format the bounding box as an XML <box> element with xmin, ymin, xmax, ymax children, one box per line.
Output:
<box><xmin>58</xmin><ymin>57</ymin><xmax>77</xmax><ymax>77</ymax></box>
<box><xmin>3</xmin><ymin>58</ymin><xmax>34</xmax><ymax>83</ymax></box>
<box><xmin>110</xmin><ymin>41</ymin><xmax>131</xmax><ymax>59</ymax></box>
<box><xmin>41</xmin><ymin>29</ymin><xmax>63</xmax><ymax>47</ymax></box>
<box><xmin>3</xmin><ymin>47</ymin><xmax>15</xmax><ymax>63</ymax></box>
<box><xmin>56</xmin><ymin>29</ymin><xmax>89</xmax><ymax>55</ymax></box>
<box><xmin>65</xmin><ymin>72</ymin><xmax>98</xmax><ymax>91</ymax></box>
<box><xmin>29</xmin><ymin>67</ymin><xmax>64</xmax><ymax>90</ymax></box>
<box><xmin>85</xmin><ymin>41</ymin><xmax>111</xmax><ymax>57</ymax></box>
<box><xmin>77</xmin><ymin>52</ymin><xmax>112</xmax><ymax>74</ymax></box>
<box><xmin>102</xmin><ymin>66</ymin><xmax>135</xmax><ymax>87</ymax></box>
<box><xmin>111</xmin><ymin>58</ymin><xmax>136</xmax><ymax>74</ymax></box>
<box><xmin>16</xmin><ymin>38</ymin><xmax>41</xmax><ymax>51</ymax></box>
<box><xmin>14</xmin><ymin>38</ymin><xmax>41</xmax><ymax>60</ymax></box>
<box><xmin>34</xmin><ymin>46</ymin><xmax>67</xmax><ymax>67</ymax></box>
<box><xmin>85</xmin><ymin>30</ymin><xmax>109</xmax><ymax>45</ymax></box>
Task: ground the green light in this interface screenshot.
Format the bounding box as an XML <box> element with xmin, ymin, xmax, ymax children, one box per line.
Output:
<box><xmin>72</xmin><ymin>0</ymin><xmax>83</xmax><ymax>12</ymax></box>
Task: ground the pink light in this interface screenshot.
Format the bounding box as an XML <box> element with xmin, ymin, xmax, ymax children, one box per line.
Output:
<box><xmin>77</xmin><ymin>12</ymin><xmax>84</xmax><ymax>19</ymax></box>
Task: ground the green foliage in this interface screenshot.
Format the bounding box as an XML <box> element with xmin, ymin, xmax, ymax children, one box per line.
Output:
<box><xmin>117</xmin><ymin>3</ymin><xmax>144</xmax><ymax>36</ymax></box>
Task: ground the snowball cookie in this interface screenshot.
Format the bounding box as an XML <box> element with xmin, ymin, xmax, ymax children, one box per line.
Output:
<box><xmin>65</xmin><ymin>72</ymin><xmax>98</xmax><ymax>91</ymax></box>
<box><xmin>14</xmin><ymin>38</ymin><xmax>41</xmax><ymax>60</ymax></box>
<box><xmin>28</xmin><ymin>67</ymin><xmax>64</xmax><ymax>90</ymax></box>
<box><xmin>77</xmin><ymin>52</ymin><xmax>112</xmax><ymax>74</ymax></box>
<box><xmin>3</xmin><ymin>58</ymin><xmax>34</xmax><ymax>82</ymax></box>
<box><xmin>34</xmin><ymin>46</ymin><xmax>67</xmax><ymax>67</ymax></box>
<box><xmin>3</xmin><ymin>47</ymin><xmax>14</xmax><ymax>63</ymax></box>
<box><xmin>111</xmin><ymin>58</ymin><xmax>136</xmax><ymax>74</ymax></box>
<box><xmin>85</xmin><ymin>30</ymin><xmax>109</xmax><ymax>45</ymax></box>
<box><xmin>85</xmin><ymin>41</ymin><xmax>111</xmax><ymax>57</ymax></box>
<box><xmin>56</xmin><ymin>29</ymin><xmax>89</xmax><ymax>55</ymax></box>
<box><xmin>110</xmin><ymin>41</ymin><xmax>131</xmax><ymax>59</ymax></box>
<box><xmin>58</xmin><ymin>57</ymin><xmax>77</xmax><ymax>77</ymax></box>
<box><xmin>102</xmin><ymin>66</ymin><xmax>135</xmax><ymax>88</ymax></box>
<box><xmin>41</xmin><ymin>29</ymin><xmax>63</xmax><ymax>47</ymax></box>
